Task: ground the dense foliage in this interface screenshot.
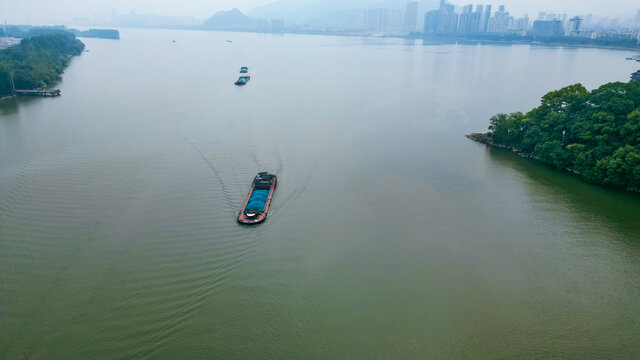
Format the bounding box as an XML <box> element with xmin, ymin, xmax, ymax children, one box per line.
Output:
<box><xmin>70</xmin><ymin>29</ymin><xmax>120</xmax><ymax>39</ymax></box>
<box><xmin>0</xmin><ymin>33</ymin><xmax>84</xmax><ymax>96</ymax></box>
<box><xmin>487</xmin><ymin>81</ymin><xmax>640</xmax><ymax>191</ymax></box>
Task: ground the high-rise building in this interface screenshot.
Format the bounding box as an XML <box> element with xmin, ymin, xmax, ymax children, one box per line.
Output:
<box><xmin>366</xmin><ymin>8</ymin><xmax>403</xmax><ymax>31</ymax></box>
<box><xmin>458</xmin><ymin>5</ymin><xmax>474</xmax><ymax>33</ymax></box>
<box><xmin>514</xmin><ymin>15</ymin><xmax>529</xmax><ymax>32</ymax></box>
<box><xmin>532</xmin><ymin>20</ymin><xmax>564</xmax><ymax>37</ymax></box>
<box><xmin>475</xmin><ymin>5</ymin><xmax>484</xmax><ymax>32</ymax></box>
<box><xmin>403</xmin><ymin>1</ymin><xmax>419</xmax><ymax>31</ymax></box>
<box><xmin>487</xmin><ymin>5</ymin><xmax>511</xmax><ymax>33</ymax></box>
<box><xmin>109</xmin><ymin>10</ymin><xmax>118</xmax><ymax>26</ymax></box>
<box><xmin>482</xmin><ymin>5</ymin><xmax>492</xmax><ymax>32</ymax></box>
<box><xmin>270</xmin><ymin>19</ymin><xmax>285</xmax><ymax>32</ymax></box>
<box><xmin>423</xmin><ymin>0</ymin><xmax>459</xmax><ymax>35</ymax></box>
<box><xmin>567</xmin><ymin>17</ymin><xmax>582</xmax><ymax>35</ymax></box>
<box><xmin>457</xmin><ymin>4</ymin><xmax>482</xmax><ymax>33</ymax></box>
<box><xmin>441</xmin><ymin>11</ymin><xmax>459</xmax><ymax>34</ymax></box>
<box><xmin>471</xmin><ymin>5</ymin><xmax>483</xmax><ymax>32</ymax></box>
<box><xmin>424</xmin><ymin>10</ymin><xmax>440</xmax><ymax>34</ymax></box>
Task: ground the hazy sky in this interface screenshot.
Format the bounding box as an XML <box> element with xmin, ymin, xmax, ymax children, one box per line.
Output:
<box><xmin>3</xmin><ymin>0</ymin><xmax>639</xmax><ymax>24</ymax></box>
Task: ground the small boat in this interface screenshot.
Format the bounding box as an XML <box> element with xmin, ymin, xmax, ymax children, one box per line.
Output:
<box><xmin>235</xmin><ymin>75</ymin><xmax>250</xmax><ymax>86</ymax></box>
<box><xmin>238</xmin><ymin>172</ymin><xmax>277</xmax><ymax>224</ymax></box>
<box><xmin>226</xmin><ymin>40</ymin><xmax>233</xmax><ymax>43</ymax></box>
<box><xmin>240</xmin><ymin>66</ymin><xmax>248</xmax><ymax>73</ymax></box>
<box><xmin>172</xmin><ymin>40</ymin><xmax>176</xmax><ymax>43</ymax></box>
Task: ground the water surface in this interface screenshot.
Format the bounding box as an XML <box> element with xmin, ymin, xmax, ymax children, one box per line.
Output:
<box><xmin>1</xmin><ymin>29</ymin><xmax>640</xmax><ymax>359</ymax></box>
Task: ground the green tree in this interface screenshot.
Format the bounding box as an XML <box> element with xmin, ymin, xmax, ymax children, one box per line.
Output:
<box><xmin>484</xmin><ymin>81</ymin><xmax>640</xmax><ymax>191</ymax></box>
<box><xmin>0</xmin><ymin>33</ymin><xmax>84</xmax><ymax>96</ymax></box>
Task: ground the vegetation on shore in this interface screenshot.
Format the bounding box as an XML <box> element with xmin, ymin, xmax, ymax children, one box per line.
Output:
<box><xmin>0</xmin><ymin>33</ymin><xmax>84</xmax><ymax>96</ymax></box>
<box><xmin>475</xmin><ymin>81</ymin><xmax>640</xmax><ymax>192</ymax></box>
<box><xmin>69</xmin><ymin>29</ymin><xmax>120</xmax><ymax>39</ymax></box>
<box><xmin>0</xmin><ymin>26</ymin><xmax>119</xmax><ymax>40</ymax></box>
<box><xmin>419</xmin><ymin>33</ymin><xmax>640</xmax><ymax>49</ymax></box>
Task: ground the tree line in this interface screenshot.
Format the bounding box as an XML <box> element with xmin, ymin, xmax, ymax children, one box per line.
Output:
<box><xmin>486</xmin><ymin>81</ymin><xmax>640</xmax><ymax>191</ymax></box>
<box><xmin>0</xmin><ymin>32</ymin><xmax>85</xmax><ymax>96</ymax></box>
<box><xmin>422</xmin><ymin>33</ymin><xmax>640</xmax><ymax>49</ymax></box>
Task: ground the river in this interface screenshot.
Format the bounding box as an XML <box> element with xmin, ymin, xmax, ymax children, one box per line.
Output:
<box><xmin>1</xmin><ymin>28</ymin><xmax>640</xmax><ymax>359</ymax></box>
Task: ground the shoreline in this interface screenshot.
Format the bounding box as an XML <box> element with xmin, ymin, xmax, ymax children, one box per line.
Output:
<box><xmin>414</xmin><ymin>35</ymin><xmax>640</xmax><ymax>51</ymax></box>
<box><xmin>110</xmin><ymin>25</ymin><xmax>640</xmax><ymax>51</ymax></box>
<box><xmin>465</xmin><ymin>132</ymin><xmax>545</xmax><ymax>162</ymax></box>
<box><xmin>466</xmin><ymin>133</ymin><xmax>640</xmax><ymax>194</ymax></box>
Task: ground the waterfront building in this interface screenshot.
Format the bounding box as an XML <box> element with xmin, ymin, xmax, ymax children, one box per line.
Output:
<box><xmin>513</xmin><ymin>15</ymin><xmax>529</xmax><ymax>32</ymax></box>
<box><xmin>487</xmin><ymin>5</ymin><xmax>512</xmax><ymax>33</ymax></box>
<box><xmin>458</xmin><ymin>4</ymin><xmax>482</xmax><ymax>33</ymax></box>
<box><xmin>424</xmin><ymin>10</ymin><xmax>440</xmax><ymax>34</ymax></box>
<box><xmin>481</xmin><ymin>5</ymin><xmax>492</xmax><ymax>32</ymax></box>
<box><xmin>423</xmin><ymin>0</ymin><xmax>459</xmax><ymax>35</ymax></box>
<box><xmin>256</xmin><ymin>19</ymin><xmax>269</xmax><ymax>31</ymax></box>
<box><xmin>567</xmin><ymin>17</ymin><xmax>582</xmax><ymax>36</ymax></box>
<box><xmin>458</xmin><ymin>5</ymin><xmax>474</xmax><ymax>33</ymax></box>
<box><xmin>404</xmin><ymin>1</ymin><xmax>419</xmax><ymax>31</ymax></box>
<box><xmin>271</xmin><ymin>19</ymin><xmax>285</xmax><ymax>32</ymax></box>
<box><xmin>366</xmin><ymin>8</ymin><xmax>403</xmax><ymax>32</ymax></box>
<box><xmin>532</xmin><ymin>20</ymin><xmax>564</xmax><ymax>37</ymax></box>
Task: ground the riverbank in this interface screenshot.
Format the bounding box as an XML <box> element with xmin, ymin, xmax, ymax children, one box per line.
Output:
<box><xmin>0</xmin><ymin>33</ymin><xmax>83</xmax><ymax>97</ymax></box>
<box><xmin>466</xmin><ymin>132</ymin><xmax>640</xmax><ymax>194</ymax></box>
<box><xmin>466</xmin><ymin>132</ymin><xmax>545</xmax><ymax>162</ymax></box>
<box><xmin>417</xmin><ymin>37</ymin><xmax>640</xmax><ymax>51</ymax></box>
<box><xmin>416</xmin><ymin>33</ymin><xmax>640</xmax><ymax>51</ymax></box>
<box><xmin>470</xmin><ymin>79</ymin><xmax>640</xmax><ymax>193</ymax></box>
<box><xmin>109</xmin><ymin>25</ymin><xmax>640</xmax><ymax>51</ymax></box>
<box><xmin>207</xmin><ymin>28</ymin><xmax>640</xmax><ymax>50</ymax></box>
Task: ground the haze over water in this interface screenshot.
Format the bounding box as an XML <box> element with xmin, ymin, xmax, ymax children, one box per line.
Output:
<box><xmin>1</xmin><ymin>29</ymin><xmax>640</xmax><ymax>358</ymax></box>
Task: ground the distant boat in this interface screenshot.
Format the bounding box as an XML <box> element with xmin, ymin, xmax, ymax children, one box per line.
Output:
<box><xmin>235</xmin><ymin>75</ymin><xmax>250</xmax><ymax>86</ymax></box>
<box><xmin>237</xmin><ymin>172</ymin><xmax>277</xmax><ymax>224</ymax></box>
<box><xmin>226</xmin><ymin>40</ymin><xmax>233</xmax><ymax>43</ymax></box>
<box><xmin>172</xmin><ymin>40</ymin><xmax>176</xmax><ymax>43</ymax></box>
<box><xmin>240</xmin><ymin>66</ymin><xmax>248</xmax><ymax>73</ymax></box>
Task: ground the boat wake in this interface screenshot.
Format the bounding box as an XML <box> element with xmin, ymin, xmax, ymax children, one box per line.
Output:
<box><xmin>185</xmin><ymin>138</ymin><xmax>236</xmax><ymax>213</ymax></box>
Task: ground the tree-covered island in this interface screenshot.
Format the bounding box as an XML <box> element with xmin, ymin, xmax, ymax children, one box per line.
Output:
<box><xmin>0</xmin><ymin>32</ymin><xmax>85</xmax><ymax>97</ymax></box>
<box><xmin>468</xmin><ymin>80</ymin><xmax>640</xmax><ymax>192</ymax></box>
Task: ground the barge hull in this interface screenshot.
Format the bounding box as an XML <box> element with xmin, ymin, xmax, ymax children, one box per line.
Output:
<box><xmin>237</xmin><ymin>173</ymin><xmax>276</xmax><ymax>224</ymax></box>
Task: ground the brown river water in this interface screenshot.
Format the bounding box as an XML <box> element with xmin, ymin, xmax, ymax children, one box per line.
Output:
<box><xmin>1</xmin><ymin>28</ymin><xmax>640</xmax><ymax>358</ymax></box>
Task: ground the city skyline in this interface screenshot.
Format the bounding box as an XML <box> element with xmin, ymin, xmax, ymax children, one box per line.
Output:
<box><xmin>2</xmin><ymin>0</ymin><xmax>639</xmax><ymax>25</ymax></box>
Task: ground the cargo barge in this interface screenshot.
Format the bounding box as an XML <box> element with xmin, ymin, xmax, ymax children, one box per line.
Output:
<box><xmin>235</xmin><ymin>75</ymin><xmax>250</xmax><ymax>85</ymax></box>
<box><xmin>237</xmin><ymin>172</ymin><xmax>277</xmax><ymax>224</ymax></box>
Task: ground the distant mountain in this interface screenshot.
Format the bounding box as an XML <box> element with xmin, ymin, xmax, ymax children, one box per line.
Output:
<box><xmin>202</xmin><ymin>8</ymin><xmax>255</xmax><ymax>29</ymax></box>
<box><xmin>249</xmin><ymin>0</ymin><xmax>375</xmax><ymax>24</ymax></box>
